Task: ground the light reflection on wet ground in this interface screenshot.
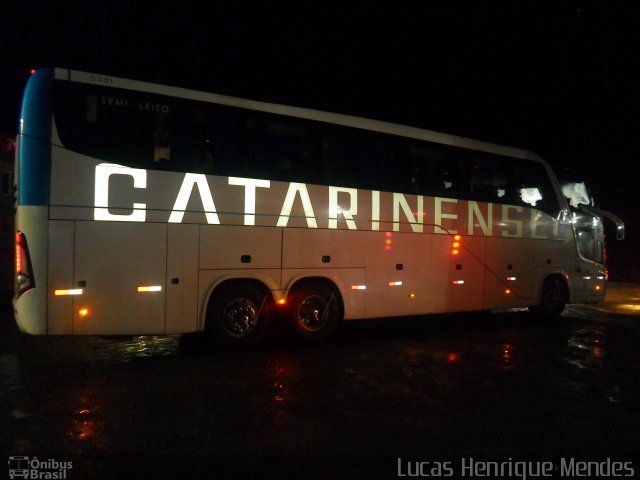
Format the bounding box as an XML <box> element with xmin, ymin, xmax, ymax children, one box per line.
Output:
<box><xmin>1</xmin><ymin>283</ymin><xmax>639</xmax><ymax>457</ymax></box>
<box><xmin>566</xmin><ymin>324</ymin><xmax>607</xmax><ymax>369</ymax></box>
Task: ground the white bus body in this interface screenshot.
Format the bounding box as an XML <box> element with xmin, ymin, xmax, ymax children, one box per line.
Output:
<box><xmin>14</xmin><ymin>68</ymin><xmax>623</xmax><ymax>347</ymax></box>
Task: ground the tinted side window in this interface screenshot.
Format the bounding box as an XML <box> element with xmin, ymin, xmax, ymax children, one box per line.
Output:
<box><xmin>53</xmin><ymin>80</ymin><xmax>561</xmax><ymax>216</ymax></box>
<box><xmin>322</xmin><ymin>127</ymin><xmax>405</xmax><ymax>192</ymax></box>
<box><xmin>54</xmin><ymin>82</ymin><xmax>171</xmax><ymax>170</ymax></box>
<box><xmin>404</xmin><ymin>143</ymin><xmax>459</xmax><ymax>198</ymax></box>
<box><xmin>169</xmin><ymin>103</ymin><xmax>244</xmax><ymax>176</ymax></box>
<box><xmin>241</xmin><ymin>115</ymin><xmax>320</xmax><ymax>183</ymax></box>
<box><xmin>508</xmin><ymin>160</ymin><xmax>560</xmax><ymax>216</ymax></box>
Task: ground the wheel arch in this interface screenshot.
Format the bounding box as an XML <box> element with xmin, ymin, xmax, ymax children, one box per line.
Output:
<box><xmin>538</xmin><ymin>272</ymin><xmax>570</xmax><ymax>304</ymax></box>
<box><xmin>531</xmin><ymin>272</ymin><xmax>570</xmax><ymax>319</ymax></box>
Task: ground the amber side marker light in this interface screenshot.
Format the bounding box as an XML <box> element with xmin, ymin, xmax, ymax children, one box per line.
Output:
<box><xmin>78</xmin><ymin>308</ymin><xmax>90</xmax><ymax>317</ymax></box>
<box><xmin>451</xmin><ymin>235</ymin><xmax>461</xmax><ymax>255</ymax></box>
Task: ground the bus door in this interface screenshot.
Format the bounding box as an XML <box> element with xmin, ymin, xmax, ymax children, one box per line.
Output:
<box><xmin>571</xmin><ymin>211</ymin><xmax>603</xmax><ymax>300</ymax></box>
<box><xmin>557</xmin><ymin>174</ymin><xmax>623</xmax><ymax>300</ymax></box>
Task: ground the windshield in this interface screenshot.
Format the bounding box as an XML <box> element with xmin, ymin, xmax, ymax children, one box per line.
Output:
<box><xmin>553</xmin><ymin>165</ymin><xmax>596</xmax><ymax>209</ymax></box>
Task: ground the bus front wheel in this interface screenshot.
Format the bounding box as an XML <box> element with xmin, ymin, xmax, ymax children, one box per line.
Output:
<box><xmin>206</xmin><ymin>284</ymin><xmax>270</xmax><ymax>349</ymax></box>
<box><xmin>286</xmin><ymin>282</ymin><xmax>342</xmax><ymax>342</ymax></box>
<box><xmin>531</xmin><ymin>276</ymin><xmax>567</xmax><ymax>319</ymax></box>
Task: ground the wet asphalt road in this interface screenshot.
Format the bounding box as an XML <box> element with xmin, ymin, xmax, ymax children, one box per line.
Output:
<box><xmin>1</xmin><ymin>284</ymin><xmax>639</xmax><ymax>474</ymax></box>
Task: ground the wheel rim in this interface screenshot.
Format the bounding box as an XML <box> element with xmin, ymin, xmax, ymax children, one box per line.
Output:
<box><xmin>297</xmin><ymin>294</ymin><xmax>329</xmax><ymax>332</ymax></box>
<box><xmin>222</xmin><ymin>298</ymin><xmax>259</xmax><ymax>338</ymax></box>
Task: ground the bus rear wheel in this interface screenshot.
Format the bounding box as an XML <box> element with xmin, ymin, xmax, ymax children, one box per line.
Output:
<box><xmin>286</xmin><ymin>282</ymin><xmax>342</xmax><ymax>342</ymax></box>
<box><xmin>531</xmin><ymin>276</ymin><xmax>567</xmax><ymax>319</ymax></box>
<box><xmin>206</xmin><ymin>284</ymin><xmax>270</xmax><ymax>349</ymax></box>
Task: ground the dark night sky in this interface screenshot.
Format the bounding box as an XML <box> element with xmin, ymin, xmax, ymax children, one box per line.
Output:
<box><xmin>1</xmin><ymin>2</ymin><xmax>639</xmax><ymax>276</ymax></box>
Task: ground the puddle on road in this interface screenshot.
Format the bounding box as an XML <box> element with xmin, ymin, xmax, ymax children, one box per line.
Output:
<box><xmin>562</xmin><ymin>322</ymin><xmax>631</xmax><ymax>408</ymax></box>
<box><xmin>109</xmin><ymin>335</ymin><xmax>181</xmax><ymax>362</ymax></box>
<box><xmin>24</xmin><ymin>334</ymin><xmax>186</xmax><ymax>366</ymax></box>
<box><xmin>69</xmin><ymin>405</ymin><xmax>99</xmax><ymax>442</ymax></box>
<box><xmin>566</xmin><ymin>325</ymin><xmax>607</xmax><ymax>370</ymax></box>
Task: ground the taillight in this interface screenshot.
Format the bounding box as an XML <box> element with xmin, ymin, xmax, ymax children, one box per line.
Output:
<box><xmin>15</xmin><ymin>230</ymin><xmax>35</xmax><ymax>297</ymax></box>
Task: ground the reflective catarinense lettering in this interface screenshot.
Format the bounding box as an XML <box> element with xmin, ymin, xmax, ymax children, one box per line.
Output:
<box><xmin>93</xmin><ymin>163</ymin><xmax>559</xmax><ymax>239</ymax></box>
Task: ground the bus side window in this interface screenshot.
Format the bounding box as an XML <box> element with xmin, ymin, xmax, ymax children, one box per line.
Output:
<box><xmin>154</xmin><ymin>112</ymin><xmax>171</xmax><ymax>168</ymax></box>
<box><xmin>170</xmin><ymin>103</ymin><xmax>244</xmax><ymax>176</ymax></box>
<box><xmin>511</xmin><ymin>161</ymin><xmax>561</xmax><ymax>216</ymax></box>
<box><xmin>409</xmin><ymin>143</ymin><xmax>457</xmax><ymax>198</ymax></box>
<box><xmin>241</xmin><ymin>115</ymin><xmax>320</xmax><ymax>183</ymax></box>
<box><xmin>54</xmin><ymin>86</ymin><xmax>148</xmax><ymax>168</ymax></box>
<box><xmin>322</xmin><ymin>127</ymin><xmax>399</xmax><ymax>192</ymax></box>
<box><xmin>189</xmin><ymin>109</ymin><xmax>217</xmax><ymax>174</ymax></box>
<box><xmin>321</xmin><ymin>128</ymin><xmax>352</xmax><ymax>188</ymax></box>
<box><xmin>467</xmin><ymin>154</ymin><xmax>507</xmax><ymax>203</ymax></box>
<box><xmin>208</xmin><ymin>106</ymin><xmax>244</xmax><ymax>176</ymax></box>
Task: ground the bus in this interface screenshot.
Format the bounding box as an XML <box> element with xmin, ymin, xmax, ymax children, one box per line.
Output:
<box><xmin>14</xmin><ymin>68</ymin><xmax>625</xmax><ymax>348</ymax></box>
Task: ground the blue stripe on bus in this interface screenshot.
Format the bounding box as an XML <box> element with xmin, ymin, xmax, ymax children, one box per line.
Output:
<box><xmin>18</xmin><ymin>68</ymin><xmax>53</xmax><ymax>206</ymax></box>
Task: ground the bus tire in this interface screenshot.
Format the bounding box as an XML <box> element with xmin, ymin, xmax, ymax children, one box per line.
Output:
<box><xmin>531</xmin><ymin>276</ymin><xmax>567</xmax><ymax>319</ymax></box>
<box><xmin>206</xmin><ymin>284</ymin><xmax>270</xmax><ymax>350</ymax></box>
<box><xmin>287</xmin><ymin>282</ymin><xmax>342</xmax><ymax>342</ymax></box>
